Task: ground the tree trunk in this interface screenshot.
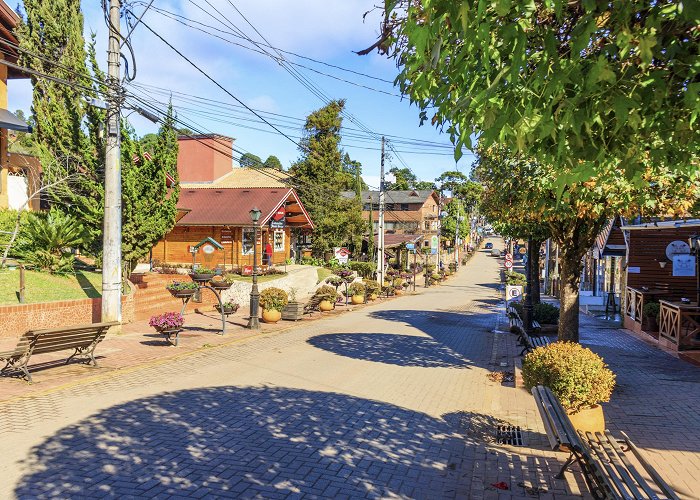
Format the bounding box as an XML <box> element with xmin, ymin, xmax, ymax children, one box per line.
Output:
<box><xmin>529</xmin><ymin>239</ymin><xmax>543</xmax><ymax>305</ymax></box>
<box><xmin>558</xmin><ymin>248</ymin><xmax>583</xmax><ymax>342</ymax></box>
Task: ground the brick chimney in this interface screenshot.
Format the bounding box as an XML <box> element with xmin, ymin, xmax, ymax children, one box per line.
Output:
<box><xmin>176</xmin><ymin>135</ymin><xmax>234</xmax><ymax>183</ymax></box>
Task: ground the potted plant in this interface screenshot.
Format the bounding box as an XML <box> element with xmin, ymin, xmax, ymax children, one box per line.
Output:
<box><xmin>214</xmin><ymin>301</ymin><xmax>239</xmax><ymax>315</ymax></box>
<box><xmin>282</xmin><ymin>287</ymin><xmax>305</xmax><ymax>321</ymax></box>
<box><xmin>348</xmin><ymin>282</ymin><xmax>366</xmax><ymax>305</ymax></box>
<box><xmin>363</xmin><ymin>279</ymin><xmax>380</xmax><ymax>300</ymax></box>
<box><xmin>522</xmin><ymin>342</ymin><xmax>616</xmax><ymax>433</ymax></box>
<box><xmin>382</xmin><ymin>285</ymin><xmax>395</xmax><ymax>297</ymax></box>
<box><xmin>259</xmin><ymin>287</ymin><xmax>288</xmax><ymax>323</ymax></box>
<box><xmin>190</xmin><ymin>266</ymin><xmax>216</xmax><ymax>282</ymax></box>
<box><xmin>642</xmin><ymin>302</ymin><xmax>660</xmax><ymax>332</ymax></box>
<box><xmin>315</xmin><ymin>285</ymin><xmax>338</xmax><ymax>311</ymax></box>
<box><xmin>148</xmin><ymin>312</ymin><xmax>184</xmax><ymax>346</ymax></box>
<box><xmin>392</xmin><ymin>277</ymin><xmax>404</xmax><ymax>295</ymax></box>
<box><xmin>209</xmin><ymin>275</ymin><xmax>233</xmax><ymax>290</ymax></box>
<box><xmin>166</xmin><ymin>281</ymin><xmax>199</xmax><ymax>298</ymax></box>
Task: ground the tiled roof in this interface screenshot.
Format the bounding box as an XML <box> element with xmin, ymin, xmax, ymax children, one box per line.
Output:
<box><xmin>176</xmin><ymin>187</ymin><xmax>312</xmax><ymax>227</ymax></box>
<box><xmin>341</xmin><ymin>190</ymin><xmax>436</xmax><ymax>204</ymax></box>
<box><xmin>181</xmin><ymin>168</ymin><xmax>289</xmax><ymax>189</ymax></box>
<box><xmin>382</xmin><ymin>233</ymin><xmax>424</xmax><ymax>248</ymax></box>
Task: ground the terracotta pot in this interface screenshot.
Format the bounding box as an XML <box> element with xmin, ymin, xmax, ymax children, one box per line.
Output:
<box><xmin>394</xmin><ymin>289</ymin><xmax>403</xmax><ymax>296</ymax></box>
<box><xmin>261</xmin><ymin>308</ymin><xmax>282</xmax><ymax>324</ymax></box>
<box><xmin>351</xmin><ymin>295</ymin><xmax>364</xmax><ymax>305</ymax></box>
<box><xmin>369</xmin><ymin>293</ymin><xmax>377</xmax><ymax>301</ymax></box>
<box><xmin>567</xmin><ymin>405</ymin><xmax>605</xmax><ymax>434</ymax></box>
<box><xmin>319</xmin><ymin>300</ymin><xmax>334</xmax><ymax>312</ymax></box>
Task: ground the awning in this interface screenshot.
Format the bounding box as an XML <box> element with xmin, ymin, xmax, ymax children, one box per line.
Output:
<box><xmin>0</xmin><ymin>108</ymin><xmax>30</xmax><ymax>132</ymax></box>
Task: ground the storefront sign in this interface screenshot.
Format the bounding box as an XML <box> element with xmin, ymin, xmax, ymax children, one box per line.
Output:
<box><xmin>202</xmin><ymin>244</ymin><xmax>215</xmax><ymax>255</ymax></box>
<box><xmin>221</xmin><ymin>229</ymin><xmax>233</xmax><ymax>244</ymax></box>
<box><xmin>673</xmin><ymin>254</ymin><xmax>695</xmax><ymax>277</ymax></box>
<box><xmin>406</xmin><ymin>243</ymin><xmax>415</xmax><ymax>251</ymax></box>
<box><xmin>270</xmin><ymin>206</ymin><xmax>286</xmax><ymax>228</ymax></box>
<box><xmin>334</xmin><ymin>247</ymin><xmax>350</xmax><ymax>264</ymax></box>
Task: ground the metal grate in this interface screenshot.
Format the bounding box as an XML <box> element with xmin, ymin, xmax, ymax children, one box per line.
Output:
<box><xmin>496</xmin><ymin>425</ymin><xmax>523</xmax><ymax>446</ymax></box>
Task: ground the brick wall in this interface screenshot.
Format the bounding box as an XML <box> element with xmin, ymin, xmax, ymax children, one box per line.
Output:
<box><xmin>0</xmin><ymin>294</ymin><xmax>134</xmax><ymax>339</ymax></box>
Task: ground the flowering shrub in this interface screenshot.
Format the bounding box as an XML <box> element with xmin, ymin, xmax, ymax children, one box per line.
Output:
<box><xmin>166</xmin><ymin>281</ymin><xmax>199</xmax><ymax>291</ymax></box>
<box><xmin>348</xmin><ymin>282</ymin><xmax>366</xmax><ymax>296</ymax></box>
<box><xmin>259</xmin><ymin>287</ymin><xmax>289</xmax><ymax>311</ymax></box>
<box><xmin>326</xmin><ymin>275</ymin><xmax>344</xmax><ymax>287</ymax></box>
<box><xmin>314</xmin><ymin>285</ymin><xmax>338</xmax><ymax>302</ymax></box>
<box><xmin>149</xmin><ymin>312</ymin><xmax>184</xmax><ymax>330</ymax></box>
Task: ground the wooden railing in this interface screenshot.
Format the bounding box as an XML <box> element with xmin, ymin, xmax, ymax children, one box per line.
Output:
<box><xmin>624</xmin><ymin>286</ymin><xmax>644</xmax><ymax>323</ymax></box>
<box><xmin>659</xmin><ymin>300</ymin><xmax>700</xmax><ymax>350</ymax></box>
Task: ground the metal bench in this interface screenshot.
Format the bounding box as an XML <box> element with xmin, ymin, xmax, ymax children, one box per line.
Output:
<box><xmin>508</xmin><ymin>305</ymin><xmax>542</xmax><ymax>333</ymax></box>
<box><xmin>0</xmin><ymin>322</ymin><xmax>117</xmax><ymax>383</ymax></box>
<box><xmin>520</xmin><ymin>330</ymin><xmax>552</xmax><ymax>355</ymax></box>
<box><xmin>531</xmin><ymin>385</ymin><xmax>679</xmax><ymax>500</ymax></box>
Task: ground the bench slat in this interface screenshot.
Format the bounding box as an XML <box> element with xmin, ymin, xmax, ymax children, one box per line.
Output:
<box><xmin>594</xmin><ymin>431</ymin><xmax>644</xmax><ymax>499</ymax></box>
<box><xmin>532</xmin><ymin>386</ymin><xmax>565</xmax><ymax>450</ymax></box>
<box><xmin>619</xmin><ymin>431</ymin><xmax>681</xmax><ymax>500</ymax></box>
<box><xmin>604</xmin><ymin>431</ymin><xmax>660</xmax><ymax>500</ymax></box>
<box><xmin>582</xmin><ymin>432</ymin><xmax>635</xmax><ymax>500</ymax></box>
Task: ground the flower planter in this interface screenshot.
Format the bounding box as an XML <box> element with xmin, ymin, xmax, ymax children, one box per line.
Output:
<box><xmin>351</xmin><ymin>295</ymin><xmax>364</xmax><ymax>305</ymax></box>
<box><xmin>190</xmin><ymin>272</ymin><xmax>215</xmax><ymax>282</ymax></box>
<box><xmin>282</xmin><ymin>302</ymin><xmax>304</xmax><ymax>321</ymax></box>
<box><xmin>319</xmin><ymin>300</ymin><xmax>334</xmax><ymax>312</ymax></box>
<box><xmin>214</xmin><ymin>303</ymin><xmax>239</xmax><ymax>315</ymax></box>
<box><xmin>154</xmin><ymin>327</ymin><xmax>182</xmax><ymax>346</ymax></box>
<box><xmin>567</xmin><ymin>405</ymin><xmax>605</xmax><ymax>434</ymax></box>
<box><xmin>262</xmin><ymin>309</ymin><xmax>282</xmax><ymax>324</ymax></box>
<box><xmin>209</xmin><ymin>280</ymin><xmax>233</xmax><ymax>290</ymax></box>
<box><xmin>394</xmin><ymin>289</ymin><xmax>403</xmax><ymax>296</ymax></box>
<box><xmin>369</xmin><ymin>293</ymin><xmax>378</xmax><ymax>301</ymax></box>
<box><xmin>168</xmin><ymin>288</ymin><xmax>197</xmax><ymax>298</ymax></box>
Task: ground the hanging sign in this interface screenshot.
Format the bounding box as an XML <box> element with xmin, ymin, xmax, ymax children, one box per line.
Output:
<box><xmin>202</xmin><ymin>244</ymin><xmax>215</xmax><ymax>255</ymax></box>
<box><xmin>221</xmin><ymin>229</ymin><xmax>233</xmax><ymax>244</ymax></box>
<box><xmin>270</xmin><ymin>206</ymin><xmax>286</xmax><ymax>228</ymax></box>
<box><xmin>406</xmin><ymin>243</ymin><xmax>415</xmax><ymax>251</ymax></box>
<box><xmin>506</xmin><ymin>285</ymin><xmax>523</xmax><ymax>301</ymax></box>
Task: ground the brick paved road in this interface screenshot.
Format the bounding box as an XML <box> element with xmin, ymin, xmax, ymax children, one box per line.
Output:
<box><xmin>2</xmin><ymin>239</ymin><xmax>695</xmax><ymax>499</ymax></box>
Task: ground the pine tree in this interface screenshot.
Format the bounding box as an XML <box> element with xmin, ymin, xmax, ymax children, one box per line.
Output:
<box><xmin>289</xmin><ymin>101</ymin><xmax>365</xmax><ymax>257</ymax></box>
<box><xmin>18</xmin><ymin>2</ymin><xmax>105</xmax><ymax>252</ymax></box>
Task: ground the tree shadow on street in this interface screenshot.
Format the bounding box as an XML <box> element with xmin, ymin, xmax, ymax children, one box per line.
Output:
<box><xmin>15</xmin><ymin>386</ymin><xmax>475</xmax><ymax>499</ymax></box>
<box><xmin>307</xmin><ymin>333</ymin><xmax>474</xmax><ymax>368</ymax></box>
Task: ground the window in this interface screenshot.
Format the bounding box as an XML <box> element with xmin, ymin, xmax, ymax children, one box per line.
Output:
<box><xmin>385</xmin><ymin>221</ymin><xmax>396</xmax><ymax>230</ymax></box>
<box><xmin>274</xmin><ymin>230</ymin><xmax>285</xmax><ymax>252</ymax></box>
<box><xmin>425</xmin><ymin>221</ymin><xmax>431</xmax><ymax>230</ymax></box>
<box><xmin>424</xmin><ymin>240</ymin><xmax>430</xmax><ymax>247</ymax></box>
<box><xmin>401</xmin><ymin>203</ymin><xmax>409</xmax><ymax>211</ymax></box>
<box><xmin>385</xmin><ymin>203</ymin><xmax>395</xmax><ymax>211</ymax></box>
<box><xmin>242</xmin><ymin>228</ymin><xmax>254</xmax><ymax>255</ymax></box>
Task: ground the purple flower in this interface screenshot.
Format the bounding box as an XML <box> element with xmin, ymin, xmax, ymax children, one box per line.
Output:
<box><xmin>149</xmin><ymin>312</ymin><xmax>185</xmax><ymax>330</ymax></box>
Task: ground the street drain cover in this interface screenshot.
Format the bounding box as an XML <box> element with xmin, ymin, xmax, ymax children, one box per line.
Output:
<box><xmin>496</xmin><ymin>425</ymin><xmax>523</xmax><ymax>446</ymax></box>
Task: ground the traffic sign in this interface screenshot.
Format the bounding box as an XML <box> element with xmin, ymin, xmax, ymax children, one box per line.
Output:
<box><xmin>505</xmin><ymin>253</ymin><xmax>513</xmax><ymax>261</ymax></box>
<box><xmin>504</xmin><ymin>260</ymin><xmax>513</xmax><ymax>269</ymax></box>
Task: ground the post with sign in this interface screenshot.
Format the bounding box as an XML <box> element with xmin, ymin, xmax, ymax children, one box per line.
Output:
<box><xmin>406</xmin><ymin>242</ymin><xmax>416</xmax><ymax>291</ymax></box>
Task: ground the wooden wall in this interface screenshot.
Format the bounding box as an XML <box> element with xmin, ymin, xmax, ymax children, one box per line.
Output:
<box><xmin>151</xmin><ymin>225</ymin><xmax>291</xmax><ymax>268</ymax></box>
<box><xmin>626</xmin><ymin>228</ymin><xmax>696</xmax><ymax>300</ymax></box>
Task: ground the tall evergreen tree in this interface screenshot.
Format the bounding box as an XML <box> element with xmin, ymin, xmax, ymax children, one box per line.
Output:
<box><xmin>18</xmin><ymin>2</ymin><xmax>105</xmax><ymax>251</ymax></box>
<box><xmin>121</xmin><ymin>105</ymin><xmax>179</xmax><ymax>272</ymax></box>
<box><xmin>289</xmin><ymin>100</ymin><xmax>365</xmax><ymax>256</ymax></box>
<box><xmin>263</xmin><ymin>155</ymin><xmax>283</xmax><ymax>170</ymax></box>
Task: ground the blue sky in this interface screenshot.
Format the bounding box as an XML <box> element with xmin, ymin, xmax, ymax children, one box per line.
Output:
<box><xmin>9</xmin><ymin>1</ymin><xmax>475</xmax><ymax>188</ymax></box>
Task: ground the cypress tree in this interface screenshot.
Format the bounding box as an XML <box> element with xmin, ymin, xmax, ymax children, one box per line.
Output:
<box><xmin>18</xmin><ymin>1</ymin><xmax>105</xmax><ymax>251</ymax></box>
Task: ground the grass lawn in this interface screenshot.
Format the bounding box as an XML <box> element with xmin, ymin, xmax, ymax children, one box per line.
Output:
<box><xmin>0</xmin><ymin>268</ymin><xmax>103</xmax><ymax>304</ymax></box>
<box><xmin>226</xmin><ymin>273</ymin><xmax>288</xmax><ymax>284</ymax></box>
<box><xmin>316</xmin><ymin>267</ymin><xmax>332</xmax><ymax>284</ymax></box>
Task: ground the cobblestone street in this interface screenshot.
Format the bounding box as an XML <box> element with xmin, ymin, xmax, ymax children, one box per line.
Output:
<box><xmin>1</xmin><ymin>239</ymin><xmax>698</xmax><ymax>499</ymax></box>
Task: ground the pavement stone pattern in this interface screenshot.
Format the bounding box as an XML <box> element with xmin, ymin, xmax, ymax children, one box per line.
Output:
<box><xmin>0</xmin><ymin>239</ymin><xmax>697</xmax><ymax>499</ymax></box>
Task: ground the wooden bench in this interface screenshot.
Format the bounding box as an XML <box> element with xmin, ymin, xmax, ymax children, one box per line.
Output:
<box><xmin>0</xmin><ymin>322</ymin><xmax>117</xmax><ymax>383</ymax></box>
<box><xmin>532</xmin><ymin>385</ymin><xmax>679</xmax><ymax>500</ymax></box>
<box><xmin>520</xmin><ymin>330</ymin><xmax>552</xmax><ymax>355</ymax></box>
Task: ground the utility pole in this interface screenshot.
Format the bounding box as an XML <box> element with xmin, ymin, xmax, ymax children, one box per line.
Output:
<box><xmin>454</xmin><ymin>199</ymin><xmax>460</xmax><ymax>270</ymax></box>
<box><xmin>376</xmin><ymin>136</ymin><xmax>385</xmax><ymax>287</ymax></box>
<box><xmin>102</xmin><ymin>0</ymin><xmax>122</xmax><ymax>325</ymax></box>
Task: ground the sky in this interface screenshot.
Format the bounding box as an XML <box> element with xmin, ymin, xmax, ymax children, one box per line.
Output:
<box><xmin>9</xmin><ymin>0</ymin><xmax>476</xmax><ymax>189</ymax></box>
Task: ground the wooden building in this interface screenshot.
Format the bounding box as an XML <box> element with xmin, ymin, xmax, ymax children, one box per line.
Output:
<box><xmin>621</xmin><ymin>219</ymin><xmax>700</xmax><ymax>351</ymax></box>
<box><xmin>151</xmin><ymin>187</ymin><xmax>313</xmax><ymax>268</ymax></box>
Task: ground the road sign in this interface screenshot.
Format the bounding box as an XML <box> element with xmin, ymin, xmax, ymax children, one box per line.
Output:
<box><xmin>504</xmin><ymin>260</ymin><xmax>513</xmax><ymax>269</ymax></box>
<box><xmin>406</xmin><ymin>243</ymin><xmax>415</xmax><ymax>251</ymax></box>
<box><xmin>505</xmin><ymin>253</ymin><xmax>513</xmax><ymax>261</ymax></box>
<box><xmin>506</xmin><ymin>285</ymin><xmax>522</xmax><ymax>301</ymax></box>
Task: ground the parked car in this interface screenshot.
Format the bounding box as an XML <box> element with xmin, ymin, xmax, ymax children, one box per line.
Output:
<box><xmin>485</xmin><ymin>242</ymin><xmax>493</xmax><ymax>249</ymax></box>
<box><xmin>490</xmin><ymin>248</ymin><xmax>501</xmax><ymax>257</ymax></box>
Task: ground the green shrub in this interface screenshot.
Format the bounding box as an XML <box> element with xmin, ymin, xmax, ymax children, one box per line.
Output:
<box><xmin>259</xmin><ymin>287</ymin><xmax>288</xmax><ymax>311</ymax></box>
<box><xmin>533</xmin><ymin>303</ymin><xmax>560</xmax><ymax>324</ymax></box>
<box><xmin>505</xmin><ymin>270</ymin><xmax>527</xmax><ymax>286</ymax></box>
<box><xmin>314</xmin><ymin>284</ymin><xmax>338</xmax><ymax>302</ymax></box>
<box><xmin>24</xmin><ymin>250</ymin><xmax>75</xmax><ymax>275</ymax></box>
<box><xmin>522</xmin><ymin>342</ymin><xmax>616</xmax><ymax>413</ymax></box>
<box><xmin>348</xmin><ymin>282</ymin><xmax>366</xmax><ymax>296</ymax></box>
<box><xmin>643</xmin><ymin>302</ymin><xmax>660</xmax><ymax>319</ymax></box>
<box><xmin>348</xmin><ymin>261</ymin><xmax>376</xmax><ymax>278</ymax></box>
<box><xmin>363</xmin><ymin>279</ymin><xmax>380</xmax><ymax>295</ymax></box>
<box><xmin>166</xmin><ymin>281</ymin><xmax>199</xmax><ymax>291</ymax></box>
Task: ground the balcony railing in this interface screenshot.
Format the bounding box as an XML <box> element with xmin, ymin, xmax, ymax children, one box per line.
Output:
<box><xmin>659</xmin><ymin>300</ymin><xmax>700</xmax><ymax>350</ymax></box>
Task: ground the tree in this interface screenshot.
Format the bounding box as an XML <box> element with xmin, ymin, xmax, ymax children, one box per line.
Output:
<box><xmin>240</xmin><ymin>152</ymin><xmax>263</xmax><ymax>167</ymax></box>
<box><xmin>435</xmin><ymin>170</ymin><xmax>482</xmax><ymax>211</ymax></box>
<box><xmin>121</xmin><ymin>105</ymin><xmax>180</xmax><ymax>272</ymax></box>
<box><xmin>263</xmin><ymin>155</ymin><xmax>283</xmax><ymax>170</ymax></box>
<box><xmin>386</xmin><ymin>166</ymin><xmax>434</xmax><ymax>191</ymax></box>
<box><xmin>289</xmin><ymin>100</ymin><xmax>366</xmax><ymax>256</ymax></box>
<box><xmin>8</xmin><ymin>109</ymin><xmax>38</xmax><ymax>155</ymax></box>
<box><xmin>367</xmin><ymin>1</ymin><xmax>700</xmax><ymax>183</ymax></box>
<box><xmin>18</xmin><ymin>2</ymin><xmax>105</xmax><ymax>252</ymax></box>
<box><xmin>439</xmin><ymin>198</ymin><xmax>469</xmax><ymax>243</ymax></box>
<box><xmin>140</xmin><ymin>133</ymin><xmax>158</xmax><ymax>155</ymax></box>
<box><xmin>473</xmin><ymin>145</ymin><xmax>697</xmax><ymax>342</ymax></box>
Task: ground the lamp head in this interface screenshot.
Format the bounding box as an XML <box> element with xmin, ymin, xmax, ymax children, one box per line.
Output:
<box><xmin>249</xmin><ymin>207</ymin><xmax>262</xmax><ymax>223</ymax></box>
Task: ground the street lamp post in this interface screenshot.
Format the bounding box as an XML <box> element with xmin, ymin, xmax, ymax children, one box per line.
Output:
<box><xmin>247</xmin><ymin>207</ymin><xmax>262</xmax><ymax>330</ymax></box>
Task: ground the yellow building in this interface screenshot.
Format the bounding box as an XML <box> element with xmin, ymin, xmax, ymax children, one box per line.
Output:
<box><xmin>0</xmin><ymin>0</ymin><xmax>36</xmax><ymax>211</ymax></box>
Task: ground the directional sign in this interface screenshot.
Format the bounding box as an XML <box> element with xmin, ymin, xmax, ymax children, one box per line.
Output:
<box><xmin>504</xmin><ymin>260</ymin><xmax>513</xmax><ymax>269</ymax></box>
